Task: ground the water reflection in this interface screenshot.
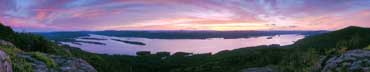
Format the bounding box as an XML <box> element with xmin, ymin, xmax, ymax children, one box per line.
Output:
<box><xmin>62</xmin><ymin>34</ymin><xmax>305</xmax><ymax>55</ymax></box>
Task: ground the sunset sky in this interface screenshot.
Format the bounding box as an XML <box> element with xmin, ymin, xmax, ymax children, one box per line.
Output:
<box><xmin>0</xmin><ymin>0</ymin><xmax>370</xmax><ymax>32</ymax></box>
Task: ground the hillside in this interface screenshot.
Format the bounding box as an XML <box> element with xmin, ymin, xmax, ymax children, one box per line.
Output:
<box><xmin>0</xmin><ymin>23</ymin><xmax>97</xmax><ymax>72</ymax></box>
<box><xmin>291</xmin><ymin>26</ymin><xmax>370</xmax><ymax>49</ymax></box>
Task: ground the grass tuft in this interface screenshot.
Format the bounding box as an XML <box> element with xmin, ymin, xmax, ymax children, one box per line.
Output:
<box><xmin>31</xmin><ymin>52</ymin><xmax>57</xmax><ymax>68</ymax></box>
<box><xmin>0</xmin><ymin>46</ymin><xmax>34</xmax><ymax>72</ymax></box>
<box><xmin>364</xmin><ymin>45</ymin><xmax>370</xmax><ymax>50</ymax></box>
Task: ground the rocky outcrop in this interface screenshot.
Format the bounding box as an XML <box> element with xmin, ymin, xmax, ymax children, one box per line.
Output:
<box><xmin>52</xmin><ymin>56</ymin><xmax>97</xmax><ymax>72</ymax></box>
<box><xmin>0</xmin><ymin>40</ymin><xmax>13</xmax><ymax>72</ymax></box>
<box><xmin>18</xmin><ymin>53</ymin><xmax>97</xmax><ymax>72</ymax></box>
<box><xmin>0</xmin><ymin>40</ymin><xmax>13</xmax><ymax>46</ymax></box>
<box><xmin>0</xmin><ymin>39</ymin><xmax>96</xmax><ymax>72</ymax></box>
<box><xmin>321</xmin><ymin>50</ymin><xmax>370</xmax><ymax>72</ymax></box>
<box><xmin>0</xmin><ymin>50</ymin><xmax>12</xmax><ymax>72</ymax></box>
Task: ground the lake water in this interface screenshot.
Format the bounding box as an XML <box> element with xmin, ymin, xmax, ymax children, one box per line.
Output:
<box><xmin>61</xmin><ymin>34</ymin><xmax>305</xmax><ymax>55</ymax></box>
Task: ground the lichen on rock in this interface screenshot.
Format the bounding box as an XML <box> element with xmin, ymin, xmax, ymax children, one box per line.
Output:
<box><xmin>0</xmin><ymin>49</ymin><xmax>12</xmax><ymax>72</ymax></box>
<box><xmin>321</xmin><ymin>49</ymin><xmax>370</xmax><ymax>72</ymax></box>
<box><xmin>18</xmin><ymin>52</ymin><xmax>97</xmax><ymax>72</ymax></box>
<box><xmin>0</xmin><ymin>40</ymin><xmax>96</xmax><ymax>72</ymax></box>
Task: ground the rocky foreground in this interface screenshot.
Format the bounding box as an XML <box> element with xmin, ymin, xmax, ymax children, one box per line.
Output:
<box><xmin>0</xmin><ymin>40</ymin><xmax>97</xmax><ymax>72</ymax></box>
<box><xmin>0</xmin><ymin>50</ymin><xmax>12</xmax><ymax>72</ymax></box>
<box><xmin>321</xmin><ymin>49</ymin><xmax>370</xmax><ymax>72</ymax></box>
<box><xmin>17</xmin><ymin>53</ymin><xmax>96</xmax><ymax>72</ymax></box>
<box><xmin>241</xmin><ymin>49</ymin><xmax>370</xmax><ymax>72</ymax></box>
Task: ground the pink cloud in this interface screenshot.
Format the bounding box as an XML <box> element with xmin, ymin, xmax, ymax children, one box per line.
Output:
<box><xmin>1</xmin><ymin>0</ymin><xmax>370</xmax><ymax>31</ymax></box>
<box><xmin>35</xmin><ymin>11</ymin><xmax>49</xmax><ymax>21</ymax></box>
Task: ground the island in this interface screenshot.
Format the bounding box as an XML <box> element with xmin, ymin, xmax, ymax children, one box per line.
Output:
<box><xmin>111</xmin><ymin>39</ymin><xmax>146</xmax><ymax>46</ymax></box>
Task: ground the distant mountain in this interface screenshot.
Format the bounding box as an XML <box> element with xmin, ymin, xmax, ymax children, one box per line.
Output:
<box><xmin>291</xmin><ymin>26</ymin><xmax>370</xmax><ymax>49</ymax></box>
<box><xmin>37</xmin><ymin>30</ymin><xmax>327</xmax><ymax>42</ymax></box>
<box><xmin>35</xmin><ymin>31</ymin><xmax>92</xmax><ymax>41</ymax></box>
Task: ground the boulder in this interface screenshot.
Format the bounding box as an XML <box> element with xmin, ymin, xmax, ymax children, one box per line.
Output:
<box><xmin>0</xmin><ymin>40</ymin><xmax>13</xmax><ymax>46</ymax></box>
<box><xmin>321</xmin><ymin>50</ymin><xmax>370</xmax><ymax>72</ymax></box>
<box><xmin>0</xmin><ymin>50</ymin><xmax>12</xmax><ymax>72</ymax></box>
<box><xmin>0</xmin><ymin>39</ymin><xmax>96</xmax><ymax>72</ymax></box>
<box><xmin>51</xmin><ymin>55</ymin><xmax>97</xmax><ymax>72</ymax></box>
<box><xmin>18</xmin><ymin>53</ymin><xmax>97</xmax><ymax>72</ymax></box>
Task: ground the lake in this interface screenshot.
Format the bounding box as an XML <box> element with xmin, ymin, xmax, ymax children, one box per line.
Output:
<box><xmin>61</xmin><ymin>34</ymin><xmax>305</xmax><ymax>55</ymax></box>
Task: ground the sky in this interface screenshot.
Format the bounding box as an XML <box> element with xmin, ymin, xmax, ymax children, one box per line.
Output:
<box><xmin>0</xmin><ymin>0</ymin><xmax>370</xmax><ymax>32</ymax></box>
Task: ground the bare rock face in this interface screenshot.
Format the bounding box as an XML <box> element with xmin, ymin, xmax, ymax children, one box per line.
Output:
<box><xmin>0</xmin><ymin>40</ymin><xmax>14</xmax><ymax>46</ymax></box>
<box><xmin>18</xmin><ymin>53</ymin><xmax>97</xmax><ymax>72</ymax></box>
<box><xmin>0</xmin><ymin>50</ymin><xmax>12</xmax><ymax>72</ymax></box>
<box><xmin>0</xmin><ymin>39</ymin><xmax>96</xmax><ymax>72</ymax></box>
<box><xmin>51</xmin><ymin>55</ymin><xmax>97</xmax><ymax>72</ymax></box>
<box><xmin>321</xmin><ymin>50</ymin><xmax>370</xmax><ymax>72</ymax></box>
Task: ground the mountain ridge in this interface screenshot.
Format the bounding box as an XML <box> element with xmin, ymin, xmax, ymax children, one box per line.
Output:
<box><xmin>291</xmin><ymin>26</ymin><xmax>370</xmax><ymax>49</ymax></box>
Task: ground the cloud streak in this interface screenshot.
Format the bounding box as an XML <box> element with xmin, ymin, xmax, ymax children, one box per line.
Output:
<box><xmin>0</xmin><ymin>0</ymin><xmax>369</xmax><ymax>32</ymax></box>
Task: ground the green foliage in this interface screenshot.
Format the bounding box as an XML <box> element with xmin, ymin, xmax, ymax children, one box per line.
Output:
<box><xmin>0</xmin><ymin>46</ymin><xmax>22</xmax><ymax>56</ymax></box>
<box><xmin>12</xmin><ymin>57</ymin><xmax>34</xmax><ymax>72</ymax></box>
<box><xmin>136</xmin><ymin>51</ymin><xmax>151</xmax><ymax>56</ymax></box>
<box><xmin>12</xmin><ymin>33</ymin><xmax>53</xmax><ymax>51</ymax></box>
<box><xmin>277</xmin><ymin>48</ymin><xmax>321</xmax><ymax>72</ymax></box>
<box><xmin>292</xmin><ymin>26</ymin><xmax>370</xmax><ymax>49</ymax></box>
<box><xmin>0</xmin><ymin>23</ymin><xmax>71</xmax><ymax>56</ymax></box>
<box><xmin>31</xmin><ymin>52</ymin><xmax>57</xmax><ymax>68</ymax></box>
<box><xmin>65</xmin><ymin>45</ymin><xmax>321</xmax><ymax>72</ymax></box>
<box><xmin>155</xmin><ymin>52</ymin><xmax>171</xmax><ymax>57</ymax></box>
<box><xmin>0</xmin><ymin>23</ymin><xmax>15</xmax><ymax>39</ymax></box>
<box><xmin>0</xmin><ymin>46</ymin><xmax>34</xmax><ymax>72</ymax></box>
<box><xmin>364</xmin><ymin>45</ymin><xmax>370</xmax><ymax>50</ymax></box>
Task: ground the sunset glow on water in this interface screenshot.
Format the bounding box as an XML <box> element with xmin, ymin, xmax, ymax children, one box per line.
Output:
<box><xmin>62</xmin><ymin>34</ymin><xmax>305</xmax><ymax>55</ymax></box>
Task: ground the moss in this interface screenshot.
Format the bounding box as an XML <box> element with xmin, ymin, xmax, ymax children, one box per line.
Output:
<box><xmin>51</xmin><ymin>46</ymin><xmax>73</xmax><ymax>57</ymax></box>
<box><xmin>31</xmin><ymin>52</ymin><xmax>57</xmax><ymax>68</ymax></box>
<box><xmin>364</xmin><ymin>45</ymin><xmax>370</xmax><ymax>50</ymax></box>
<box><xmin>337</xmin><ymin>47</ymin><xmax>348</xmax><ymax>55</ymax></box>
<box><xmin>0</xmin><ymin>46</ymin><xmax>22</xmax><ymax>56</ymax></box>
<box><xmin>12</xmin><ymin>57</ymin><xmax>34</xmax><ymax>72</ymax></box>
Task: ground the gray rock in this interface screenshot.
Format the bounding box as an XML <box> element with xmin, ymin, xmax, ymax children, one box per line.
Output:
<box><xmin>321</xmin><ymin>50</ymin><xmax>370</xmax><ymax>72</ymax></box>
<box><xmin>0</xmin><ymin>40</ymin><xmax>14</xmax><ymax>46</ymax></box>
<box><xmin>18</xmin><ymin>53</ymin><xmax>97</xmax><ymax>72</ymax></box>
<box><xmin>0</xmin><ymin>40</ymin><xmax>96</xmax><ymax>72</ymax></box>
<box><xmin>0</xmin><ymin>50</ymin><xmax>12</xmax><ymax>72</ymax></box>
<box><xmin>17</xmin><ymin>53</ymin><xmax>51</xmax><ymax>72</ymax></box>
<box><xmin>50</xmin><ymin>55</ymin><xmax>97</xmax><ymax>72</ymax></box>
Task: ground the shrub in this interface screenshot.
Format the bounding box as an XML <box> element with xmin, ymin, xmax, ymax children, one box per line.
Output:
<box><xmin>12</xmin><ymin>57</ymin><xmax>34</xmax><ymax>72</ymax></box>
<box><xmin>364</xmin><ymin>45</ymin><xmax>370</xmax><ymax>50</ymax></box>
<box><xmin>0</xmin><ymin>46</ymin><xmax>33</xmax><ymax>72</ymax></box>
<box><xmin>31</xmin><ymin>52</ymin><xmax>57</xmax><ymax>68</ymax></box>
<box><xmin>137</xmin><ymin>51</ymin><xmax>151</xmax><ymax>56</ymax></box>
<box><xmin>155</xmin><ymin>52</ymin><xmax>171</xmax><ymax>57</ymax></box>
